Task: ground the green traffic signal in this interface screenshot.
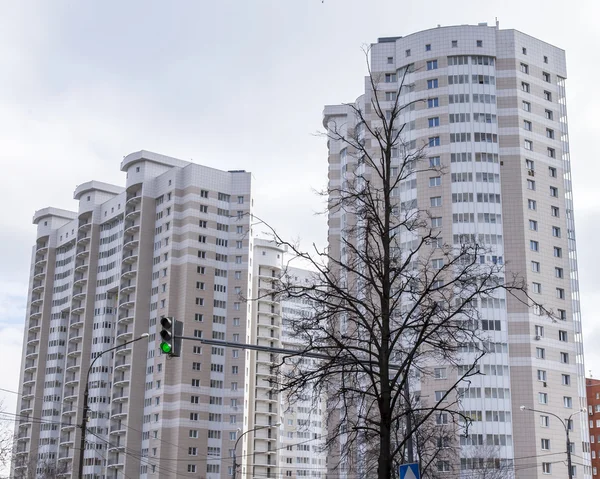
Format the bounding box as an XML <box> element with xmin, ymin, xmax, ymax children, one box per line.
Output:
<box><xmin>160</xmin><ymin>342</ymin><xmax>172</xmax><ymax>354</ymax></box>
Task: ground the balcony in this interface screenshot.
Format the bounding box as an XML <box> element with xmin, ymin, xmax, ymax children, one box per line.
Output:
<box><xmin>22</xmin><ymin>388</ymin><xmax>34</xmax><ymax>400</ymax></box>
<box><xmin>125</xmin><ymin>208</ymin><xmax>140</xmax><ymax>222</ymax></box>
<box><xmin>111</xmin><ymin>404</ymin><xmax>128</xmax><ymax>419</ymax></box>
<box><xmin>117</xmin><ymin>313</ymin><xmax>134</xmax><ymax>325</ymax></box>
<box><xmin>70</xmin><ymin>315</ymin><xmax>83</xmax><ymax>328</ymax></box>
<box><xmin>60</xmin><ymin>433</ymin><xmax>74</xmax><ymax>446</ymax></box>
<box><xmin>28</xmin><ymin>319</ymin><xmax>41</xmax><ymax>332</ymax></box>
<box><xmin>109</xmin><ymin>422</ymin><xmax>126</xmax><ymax>435</ymax></box>
<box><xmin>23</xmin><ymin>374</ymin><xmax>35</xmax><ymax>386</ymax></box>
<box><xmin>114</xmin><ymin>358</ymin><xmax>130</xmax><ymax>371</ymax></box>
<box><xmin>107</xmin><ymin>456</ymin><xmax>125</xmax><ymax>467</ymax></box>
<box><xmin>76</xmin><ymin>247</ymin><xmax>89</xmax><ymax>259</ymax></box>
<box><xmin>72</xmin><ymin>288</ymin><xmax>86</xmax><ymax>301</ymax></box>
<box><xmin>25</xmin><ymin>347</ymin><xmax>38</xmax><ymax>359</ymax></box>
<box><xmin>67</xmin><ymin>344</ymin><xmax>81</xmax><ymax>357</ymax></box>
<box><xmin>116</xmin><ymin>326</ymin><xmax>133</xmax><ymax>342</ymax></box>
<box><xmin>77</xmin><ymin>232</ymin><xmax>91</xmax><ymax>243</ymax></box>
<box><xmin>73</xmin><ymin>273</ymin><xmax>87</xmax><ymax>286</ymax></box>
<box><xmin>64</xmin><ymin>374</ymin><xmax>79</xmax><ymax>387</ymax></box>
<box><xmin>24</xmin><ymin>360</ymin><xmax>36</xmax><ymax>372</ymax></box>
<box><xmin>65</xmin><ymin>358</ymin><xmax>80</xmax><ymax>372</ymax></box>
<box><xmin>30</xmin><ymin>295</ymin><xmax>43</xmax><ymax>307</ymax></box>
<box><xmin>68</xmin><ymin>329</ymin><xmax>83</xmax><ymax>342</ymax></box>
<box><xmin>120</xmin><ymin>266</ymin><xmax>137</xmax><ymax>280</ymax></box>
<box><xmin>29</xmin><ymin>308</ymin><xmax>42</xmax><ymax>320</ymax></box>
<box><xmin>122</xmin><ymin>235</ymin><xmax>139</xmax><ymax>250</ymax></box>
<box><xmin>112</xmin><ymin>388</ymin><xmax>130</xmax><ymax>403</ymax></box>
<box><xmin>58</xmin><ymin>449</ymin><xmax>72</xmax><ymax>460</ymax></box>
<box><xmin>78</xmin><ymin>221</ymin><xmax>92</xmax><ymax>232</ymax></box>
<box><xmin>122</xmin><ymin>252</ymin><xmax>138</xmax><ymax>265</ymax></box>
<box><xmin>119</xmin><ymin>279</ymin><xmax>136</xmax><ymax>294</ymax></box>
<box><xmin>31</xmin><ymin>282</ymin><xmax>45</xmax><ymax>294</ymax></box>
<box><xmin>62</xmin><ymin>403</ymin><xmax>77</xmax><ymax>416</ymax></box>
<box><xmin>74</xmin><ymin>261</ymin><xmax>88</xmax><ymax>273</ymax></box>
<box><xmin>124</xmin><ymin>221</ymin><xmax>139</xmax><ymax>235</ymax></box>
<box><xmin>71</xmin><ymin>302</ymin><xmax>85</xmax><ymax>315</ymax></box>
<box><xmin>33</xmin><ymin>269</ymin><xmax>46</xmax><ymax>281</ymax></box>
<box><xmin>126</xmin><ymin>194</ymin><xmax>141</xmax><ymax>206</ymax></box>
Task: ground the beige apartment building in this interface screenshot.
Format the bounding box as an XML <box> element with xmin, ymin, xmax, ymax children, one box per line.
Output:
<box><xmin>324</xmin><ymin>23</ymin><xmax>590</xmax><ymax>479</ymax></box>
<box><xmin>13</xmin><ymin>151</ymin><xmax>255</xmax><ymax>479</ymax></box>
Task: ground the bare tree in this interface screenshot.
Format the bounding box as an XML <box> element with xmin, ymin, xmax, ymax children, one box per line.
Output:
<box><xmin>254</xmin><ymin>48</ymin><xmax>546</xmax><ymax>479</ymax></box>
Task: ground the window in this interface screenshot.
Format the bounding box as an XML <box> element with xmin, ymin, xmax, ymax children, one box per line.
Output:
<box><xmin>428</xmin><ymin>117</ymin><xmax>440</xmax><ymax>127</ymax></box>
<box><xmin>542</xmin><ymin>463</ymin><xmax>551</xmax><ymax>474</ymax></box>
<box><xmin>551</xmin><ymin>206</ymin><xmax>560</xmax><ymax>217</ymax></box>
<box><xmin>188</xmin><ymin>465</ymin><xmax>196</xmax><ymax>473</ymax></box>
<box><xmin>544</xmin><ymin>55</ymin><xmax>548</xmax><ymax>63</ymax></box>
<box><xmin>529</xmin><ymin>220</ymin><xmax>538</xmax><ymax>231</ymax></box>
<box><xmin>189</xmin><ymin>429</ymin><xmax>198</xmax><ymax>438</ymax></box>
<box><xmin>430</xmin><ymin>197</ymin><xmax>442</xmax><ymax>207</ymax></box>
<box><xmin>434</xmin><ymin>368</ymin><xmax>447</xmax><ymax>379</ymax></box>
<box><xmin>520</xmin><ymin>63</ymin><xmax>529</xmax><ymax>74</ymax></box>
<box><xmin>476</xmin><ymin>40</ymin><xmax>483</xmax><ymax>47</ymax></box>
<box><xmin>427</xmin><ymin>60</ymin><xmax>438</xmax><ymax>70</ymax></box>
<box><xmin>522</xmin><ymin>47</ymin><xmax>527</xmax><ymax>55</ymax></box>
<box><xmin>540</xmin><ymin>415</ymin><xmax>549</xmax><ymax>427</ymax></box>
<box><xmin>549</xmin><ymin>166</ymin><xmax>557</xmax><ymax>177</ymax></box>
<box><xmin>541</xmin><ymin>438</ymin><xmax>550</xmax><ymax>450</ymax></box>
<box><xmin>426</xmin><ymin>44</ymin><xmax>431</xmax><ymax>51</ymax></box>
<box><xmin>530</xmin><ymin>240</ymin><xmax>539</xmax><ymax>252</ymax></box>
<box><xmin>521</xmin><ymin>81</ymin><xmax>530</xmax><ymax>92</ymax></box>
<box><xmin>537</xmin><ymin>369</ymin><xmax>547</xmax><ymax>381</ymax></box>
<box><xmin>432</xmin><ymin>259</ymin><xmax>444</xmax><ymax>270</ymax></box>
<box><xmin>555</xmin><ymin>267</ymin><xmax>564</xmax><ymax>278</ymax></box>
<box><xmin>523</xmin><ymin>120</ymin><xmax>532</xmax><ymax>131</ymax></box>
<box><xmin>524</xmin><ymin>139</ymin><xmax>533</xmax><ymax>150</ymax></box>
<box><xmin>564</xmin><ymin>396</ymin><xmax>573</xmax><ymax>408</ymax></box>
<box><xmin>387</xmin><ymin>56</ymin><xmax>393</xmax><ymax>64</ymax></box>
<box><xmin>189</xmin><ymin>447</ymin><xmax>197</xmax><ymax>456</ymax></box>
<box><xmin>535</xmin><ymin>325</ymin><xmax>544</xmax><ymax>337</ymax></box>
<box><xmin>546</xmin><ymin>128</ymin><xmax>554</xmax><ymax>139</ymax></box>
<box><xmin>544</xmin><ymin>90</ymin><xmax>552</xmax><ymax>101</ymax></box>
<box><xmin>385</xmin><ymin>91</ymin><xmax>397</xmax><ymax>101</ymax></box>
<box><xmin>427</xmin><ymin>98</ymin><xmax>439</xmax><ymax>108</ymax></box>
<box><xmin>536</xmin><ymin>348</ymin><xmax>545</xmax><ymax>359</ymax></box>
<box><xmin>558</xmin><ymin>309</ymin><xmax>567</xmax><ymax>321</ymax></box>
<box><xmin>552</xmin><ymin>226</ymin><xmax>561</xmax><ymax>238</ymax></box>
<box><xmin>435</xmin><ymin>391</ymin><xmax>446</xmax><ymax>401</ymax></box>
<box><xmin>527</xmin><ymin>179</ymin><xmax>536</xmax><ymax>190</ymax></box>
<box><xmin>545</xmin><ymin>109</ymin><xmax>554</xmax><ymax>120</ymax></box>
<box><xmin>556</xmin><ymin>288</ymin><xmax>565</xmax><ymax>299</ymax></box>
<box><xmin>432</xmin><ymin>217</ymin><xmax>442</xmax><ymax>228</ymax></box>
<box><xmin>522</xmin><ymin>100</ymin><xmax>531</xmax><ymax>112</ymax></box>
<box><xmin>451</xmin><ymin>40</ymin><xmax>458</xmax><ymax>48</ymax></box>
<box><xmin>554</xmin><ymin>246</ymin><xmax>562</xmax><ymax>258</ymax></box>
<box><xmin>532</xmin><ymin>283</ymin><xmax>542</xmax><ymax>294</ymax></box>
<box><xmin>528</xmin><ymin>199</ymin><xmax>537</xmax><ymax>210</ymax></box>
<box><xmin>427</xmin><ymin>79</ymin><xmax>439</xmax><ymax>89</ymax></box>
<box><xmin>429</xmin><ymin>156</ymin><xmax>441</xmax><ymax>167</ymax></box>
<box><xmin>562</xmin><ymin>374</ymin><xmax>570</xmax><ymax>386</ymax></box>
<box><xmin>437</xmin><ymin>461</ymin><xmax>450</xmax><ymax>472</ymax></box>
<box><xmin>560</xmin><ymin>352</ymin><xmax>569</xmax><ymax>364</ymax></box>
<box><xmin>539</xmin><ymin>392</ymin><xmax>548</xmax><ymax>404</ymax></box>
<box><xmin>531</xmin><ymin>261</ymin><xmax>540</xmax><ymax>272</ymax></box>
<box><xmin>385</xmin><ymin>73</ymin><xmax>397</xmax><ymax>83</ymax></box>
<box><xmin>548</xmin><ymin>147</ymin><xmax>556</xmax><ymax>158</ymax></box>
<box><xmin>405</xmin><ymin>49</ymin><xmax>411</xmax><ymax>57</ymax></box>
<box><xmin>550</xmin><ymin>186</ymin><xmax>558</xmax><ymax>197</ymax></box>
<box><xmin>559</xmin><ymin>330</ymin><xmax>568</xmax><ymax>342</ymax></box>
<box><xmin>428</xmin><ymin>137</ymin><xmax>440</xmax><ymax>147</ymax></box>
<box><xmin>429</xmin><ymin>177</ymin><xmax>441</xmax><ymax>187</ymax></box>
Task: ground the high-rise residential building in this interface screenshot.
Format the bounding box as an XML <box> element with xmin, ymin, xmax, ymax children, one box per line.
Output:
<box><xmin>586</xmin><ymin>378</ymin><xmax>600</xmax><ymax>477</ymax></box>
<box><xmin>324</xmin><ymin>23</ymin><xmax>590</xmax><ymax>479</ymax></box>
<box><xmin>244</xmin><ymin>240</ymin><xmax>327</xmax><ymax>479</ymax></box>
<box><xmin>13</xmin><ymin>150</ymin><xmax>255</xmax><ymax>479</ymax></box>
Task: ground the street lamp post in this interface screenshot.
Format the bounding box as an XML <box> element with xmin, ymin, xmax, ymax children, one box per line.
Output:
<box><xmin>520</xmin><ymin>405</ymin><xmax>586</xmax><ymax>479</ymax></box>
<box><xmin>77</xmin><ymin>333</ymin><xmax>149</xmax><ymax>479</ymax></box>
<box><xmin>232</xmin><ymin>423</ymin><xmax>280</xmax><ymax>479</ymax></box>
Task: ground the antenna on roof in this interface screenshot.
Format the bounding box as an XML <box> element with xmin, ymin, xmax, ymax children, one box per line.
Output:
<box><xmin>495</xmin><ymin>17</ymin><xmax>499</xmax><ymax>28</ymax></box>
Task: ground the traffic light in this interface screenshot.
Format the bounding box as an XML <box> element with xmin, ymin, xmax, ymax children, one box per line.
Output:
<box><xmin>159</xmin><ymin>317</ymin><xmax>183</xmax><ymax>357</ymax></box>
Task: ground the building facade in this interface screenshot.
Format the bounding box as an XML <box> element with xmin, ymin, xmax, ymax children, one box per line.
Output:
<box><xmin>587</xmin><ymin>378</ymin><xmax>600</xmax><ymax>477</ymax></box>
<box><xmin>324</xmin><ymin>23</ymin><xmax>590</xmax><ymax>479</ymax></box>
<box><xmin>13</xmin><ymin>151</ymin><xmax>255</xmax><ymax>479</ymax></box>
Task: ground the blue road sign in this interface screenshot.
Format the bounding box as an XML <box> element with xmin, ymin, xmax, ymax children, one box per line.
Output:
<box><xmin>399</xmin><ymin>463</ymin><xmax>420</xmax><ymax>479</ymax></box>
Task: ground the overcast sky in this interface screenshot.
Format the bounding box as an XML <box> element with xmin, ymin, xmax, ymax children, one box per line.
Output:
<box><xmin>1</xmin><ymin>0</ymin><xmax>600</xmax><ymax>444</ymax></box>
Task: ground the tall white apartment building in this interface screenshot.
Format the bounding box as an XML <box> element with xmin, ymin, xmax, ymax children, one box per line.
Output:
<box><xmin>244</xmin><ymin>240</ymin><xmax>327</xmax><ymax>479</ymax></box>
<box><xmin>324</xmin><ymin>24</ymin><xmax>590</xmax><ymax>479</ymax></box>
<box><xmin>13</xmin><ymin>151</ymin><xmax>255</xmax><ymax>479</ymax></box>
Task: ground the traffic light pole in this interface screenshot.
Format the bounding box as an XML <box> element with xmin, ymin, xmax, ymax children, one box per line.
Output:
<box><xmin>77</xmin><ymin>333</ymin><xmax>149</xmax><ymax>479</ymax></box>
